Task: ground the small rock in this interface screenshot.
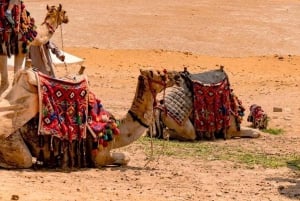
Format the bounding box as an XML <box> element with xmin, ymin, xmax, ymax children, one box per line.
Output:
<box><xmin>273</xmin><ymin>107</ymin><xmax>283</xmax><ymax>112</ymax></box>
<box><xmin>216</xmin><ymin>193</ymin><xmax>222</xmax><ymax>197</ymax></box>
<box><xmin>278</xmin><ymin>185</ymin><xmax>285</xmax><ymax>191</ymax></box>
<box><xmin>11</xmin><ymin>195</ymin><xmax>19</xmax><ymax>200</ymax></box>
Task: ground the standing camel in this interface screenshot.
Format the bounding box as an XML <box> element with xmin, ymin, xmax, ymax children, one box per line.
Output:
<box><xmin>0</xmin><ymin>3</ymin><xmax>69</xmax><ymax>96</ymax></box>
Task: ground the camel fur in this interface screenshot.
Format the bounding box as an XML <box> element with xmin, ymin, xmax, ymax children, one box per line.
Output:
<box><xmin>0</xmin><ymin>69</ymin><xmax>179</xmax><ymax>169</ymax></box>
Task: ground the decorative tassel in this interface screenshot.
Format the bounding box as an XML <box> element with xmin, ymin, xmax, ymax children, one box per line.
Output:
<box><xmin>82</xmin><ymin>139</ymin><xmax>87</xmax><ymax>168</ymax></box>
<box><xmin>37</xmin><ymin>135</ymin><xmax>44</xmax><ymax>167</ymax></box>
<box><xmin>76</xmin><ymin>140</ymin><xmax>81</xmax><ymax>168</ymax></box>
<box><xmin>49</xmin><ymin>136</ymin><xmax>55</xmax><ymax>168</ymax></box>
<box><xmin>56</xmin><ymin>140</ymin><xmax>63</xmax><ymax>168</ymax></box>
<box><xmin>68</xmin><ymin>142</ymin><xmax>74</xmax><ymax>168</ymax></box>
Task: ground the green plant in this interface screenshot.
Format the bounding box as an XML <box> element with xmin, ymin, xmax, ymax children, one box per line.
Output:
<box><xmin>138</xmin><ymin>136</ymin><xmax>299</xmax><ymax>170</ymax></box>
<box><xmin>262</xmin><ymin>128</ymin><xmax>284</xmax><ymax>135</ymax></box>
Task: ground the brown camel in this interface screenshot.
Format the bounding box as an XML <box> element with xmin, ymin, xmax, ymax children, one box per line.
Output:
<box><xmin>0</xmin><ymin>68</ymin><xmax>179</xmax><ymax>168</ymax></box>
<box><xmin>0</xmin><ymin>4</ymin><xmax>69</xmax><ymax>96</ymax></box>
<box><xmin>149</xmin><ymin>68</ymin><xmax>261</xmax><ymax>141</ymax></box>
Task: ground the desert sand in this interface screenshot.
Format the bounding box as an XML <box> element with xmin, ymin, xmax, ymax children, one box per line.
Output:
<box><xmin>0</xmin><ymin>0</ymin><xmax>300</xmax><ymax>200</ymax></box>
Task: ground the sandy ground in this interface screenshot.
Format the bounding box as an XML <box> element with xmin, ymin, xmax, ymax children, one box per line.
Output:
<box><xmin>1</xmin><ymin>0</ymin><xmax>300</xmax><ymax>200</ymax></box>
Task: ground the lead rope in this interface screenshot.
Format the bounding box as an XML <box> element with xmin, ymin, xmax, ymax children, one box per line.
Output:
<box><xmin>59</xmin><ymin>24</ymin><xmax>69</xmax><ymax>76</ymax></box>
<box><xmin>144</xmin><ymin>71</ymin><xmax>168</xmax><ymax>168</ymax></box>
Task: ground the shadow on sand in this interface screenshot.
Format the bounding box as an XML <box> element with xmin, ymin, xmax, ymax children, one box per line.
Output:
<box><xmin>267</xmin><ymin>159</ymin><xmax>300</xmax><ymax>200</ymax></box>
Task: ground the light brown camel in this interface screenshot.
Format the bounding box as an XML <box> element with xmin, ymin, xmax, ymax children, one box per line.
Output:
<box><xmin>0</xmin><ymin>68</ymin><xmax>179</xmax><ymax>168</ymax></box>
<box><xmin>0</xmin><ymin>4</ymin><xmax>69</xmax><ymax>96</ymax></box>
<box><xmin>149</xmin><ymin>68</ymin><xmax>261</xmax><ymax>141</ymax></box>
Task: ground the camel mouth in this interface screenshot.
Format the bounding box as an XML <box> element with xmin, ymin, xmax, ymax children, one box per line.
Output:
<box><xmin>62</xmin><ymin>16</ymin><xmax>69</xmax><ymax>24</ymax></box>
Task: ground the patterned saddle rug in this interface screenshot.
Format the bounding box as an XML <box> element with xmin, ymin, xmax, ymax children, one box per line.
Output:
<box><xmin>189</xmin><ymin>68</ymin><xmax>244</xmax><ymax>137</ymax></box>
<box><xmin>37</xmin><ymin>72</ymin><xmax>120</xmax><ymax>147</ymax></box>
<box><xmin>0</xmin><ymin>0</ymin><xmax>37</xmax><ymax>56</ymax></box>
<box><xmin>191</xmin><ymin>69</ymin><xmax>231</xmax><ymax>134</ymax></box>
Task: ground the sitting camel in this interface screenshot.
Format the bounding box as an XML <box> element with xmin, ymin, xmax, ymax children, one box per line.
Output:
<box><xmin>149</xmin><ymin>68</ymin><xmax>261</xmax><ymax>141</ymax></box>
<box><xmin>0</xmin><ymin>3</ymin><xmax>69</xmax><ymax>96</ymax></box>
<box><xmin>0</xmin><ymin>68</ymin><xmax>179</xmax><ymax>169</ymax></box>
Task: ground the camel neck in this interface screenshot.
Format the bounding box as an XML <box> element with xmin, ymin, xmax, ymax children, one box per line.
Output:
<box><xmin>110</xmin><ymin>75</ymin><xmax>156</xmax><ymax>148</ymax></box>
<box><xmin>30</xmin><ymin>21</ymin><xmax>56</xmax><ymax>46</ymax></box>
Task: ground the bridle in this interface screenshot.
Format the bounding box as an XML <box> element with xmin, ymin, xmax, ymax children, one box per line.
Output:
<box><xmin>43</xmin><ymin>21</ymin><xmax>56</xmax><ymax>34</ymax></box>
<box><xmin>147</xmin><ymin>69</ymin><xmax>168</xmax><ymax>107</ymax></box>
<box><xmin>42</xmin><ymin>7</ymin><xmax>65</xmax><ymax>34</ymax></box>
<box><xmin>129</xmin><ymin>70</ymin><xmax>169</xmax><ymax>128</ymax></box>
<box><xmin>42</xmin><ymin>6</ymin><xmax>69</xmax><ymax>74</ymax></box>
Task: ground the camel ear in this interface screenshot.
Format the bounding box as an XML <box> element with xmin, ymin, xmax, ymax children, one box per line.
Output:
<box><xmin>46</xmin><ymin>5</ymin><xmax>50</xmax><ymax>11</ymax></box>
<box><xmin>58</xmin><ymin>4</ymin><xmax>62</xmax><ymax>11</ymax></box>
<box><xmin>140</xmin><ymin>69</ymin><xmax>145</xmax><ymax>75</ymax></box>
<box><xmin>140</xmin><ymin>69</ymin><xmax>153</xmax><ymax>77</ymax></box>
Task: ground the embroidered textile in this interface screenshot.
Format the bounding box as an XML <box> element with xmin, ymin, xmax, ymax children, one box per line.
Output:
<box><xmin>37</xmin><ymin>72</ymin><xmax>88</xmax><ymax>141</ymax></box>
<box><xmin>193</xmin><ymin>79</ymin><xmax>231</xmax><ymax>133</ymax></box>
<box><xmin>88</xmin><ymin>92</ymin><xmax>120</xmax><ymax>147</ymax></box>
<box><xmin>247</xmin><ymin>104</ymin><xmax>268</xmax><ymax>129</ymax></box>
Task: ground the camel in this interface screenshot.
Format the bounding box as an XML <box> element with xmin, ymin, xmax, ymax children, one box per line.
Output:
<box><xmin>149</xmin><ymin>68</ymin><xmax>261</xmax><ymax>141</ymax></box>
<box><xmin>0</xmin><ymin>3</ymin><xmax>69</xmax><ymax>96</ymax></box>
<box><xmin>0</xmin><ymin>68</ymin><xmax>179</xmax><ymax>169</ymax></box>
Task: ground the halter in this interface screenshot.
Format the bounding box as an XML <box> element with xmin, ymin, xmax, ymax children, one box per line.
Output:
<box><xmin>44</xmin><ymin>21</ymin><xmax>56</xmax><ymax>34</ymax></box>
<box><xmin>129</xmin><ymin>70</ymin><xmax>169</xmax><ymax>128</ymax></box>
<box><xmin>42</xmin><ymin>6</ymin><xmax>65</xmax><ymax>34</ymax></box>
<box><xmin>147</xmin><ymin>69</ymin><xmax>168</xmax><ymax>107</ymax></box>
<box><xmin>41</xmin><ymin>6</ymin><xmax>68</xmax><ymax>75</ymax></box>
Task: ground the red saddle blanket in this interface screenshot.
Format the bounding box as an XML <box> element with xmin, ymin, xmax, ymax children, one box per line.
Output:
<box><xmin>37</xmin><ymin>72</ymin><xmax>89</xmax><ymax>141</ymax></box>
<box><xmin>192</xmin><ymin>79</ymin><xmax>231</xmax><ymax>133</ymax></box>
<box><xmin>37</xmin><ymin>72</ymin><xmax>120</xmax><ymax>145</ymax></box>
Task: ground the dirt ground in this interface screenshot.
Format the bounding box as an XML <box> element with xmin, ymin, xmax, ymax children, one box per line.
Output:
<box><xmin>1</xmin><ymin>0</ymin><xmax>300</xmax><ymax>200</ymax></box>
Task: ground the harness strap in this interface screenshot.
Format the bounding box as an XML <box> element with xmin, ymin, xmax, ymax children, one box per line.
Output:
<box><xmin>128</xmin><ymin>110</ymin><xmax>149</xmax><ymax>128</ymax></box>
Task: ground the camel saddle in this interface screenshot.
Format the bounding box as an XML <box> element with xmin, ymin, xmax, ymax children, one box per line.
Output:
<box><xmin>0</xmin><ymin>0</ymin><xmax>37</xmax><ymax>56</ymax></box>
<box><xmin>36</xmin><ymin>72</ymin><xmax>120</xmax><ymax>147</ymax></box>
<box><xmin>183</xmin><ymin>67</ymin><xmax>243</xmax><ymax>136</ymax></box>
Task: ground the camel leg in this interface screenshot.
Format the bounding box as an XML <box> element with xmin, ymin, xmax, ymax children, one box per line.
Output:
<box><xmin>0</xmin><ymin>55</ymin><xmax>9</xmax><ymax>96</ymax></box>
<box><xmin>163</xmin><ymin>116</ymin><xmax>196</xmax><ymax>141</ymax></box>
<box><xmin>0</xmin><ymin>130</ymin><xmax>33</xmax><ymax>168</ymax></box>
<box><xmin>238</xmin><ymin>126</ymin><xmax>261</xmax><ymax>138</ymax></box>
<box><xmin>227</xmin><ymin>126</ymin><xmax>261</xmax><ymax>139</ymax></box>
<box><xmin>14</xmin><ymin>53</ymin><xmax>25</xmax><ymax>74</ymax></box>
<box><xmin>111</xmin><ymin>152</ymin><xmax>130</xmax><ymax>166</ymax></box>
<box><xmin>93</xmin><ymin>148</ymin><xmax>130</xmax><ymax>167</ymax></box>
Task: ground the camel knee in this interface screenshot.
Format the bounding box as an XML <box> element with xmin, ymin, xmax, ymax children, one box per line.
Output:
<box><xmin>0</xmin><ymin>132</ymin><xmax>33</xmax><ymax>168</ymax></box>
<box><xmin>111</xmin><ymin>152</ymin><xmax>130</xmax><ymax>166</ymax></box>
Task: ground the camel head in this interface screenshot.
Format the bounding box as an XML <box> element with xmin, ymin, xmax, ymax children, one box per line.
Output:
<box><xmin>139</xmin><ymin>69</ymin><xmax>179</xmax><ymax>95</ymax></box>
<box><xmin>44</xmin><ymin>4</ymin><xmax>69</xmax><ymax>28</ymax></box>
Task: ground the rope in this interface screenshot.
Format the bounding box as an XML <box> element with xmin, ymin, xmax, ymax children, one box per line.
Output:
<box><xmin>59</xmin><ymin>24</ymin><xmax>69</xmax><ymax>75</ymax></box>
<box><xmin>144</xmin><ymin>71</ymin><xmax>169</xmax><ymax>168</ymax></box>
